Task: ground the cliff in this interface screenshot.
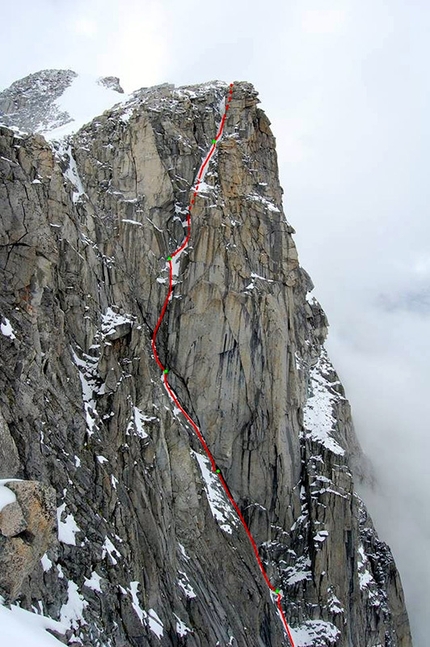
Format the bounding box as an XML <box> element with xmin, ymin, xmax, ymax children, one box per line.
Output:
<box><xmin>0</xmin><ymin>71</ymin><xmax>413</xmax><ymax>646</ymax></box>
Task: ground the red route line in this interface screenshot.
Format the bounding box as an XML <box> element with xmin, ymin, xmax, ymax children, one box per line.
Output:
<box><xmin>151</xmin><ymin>83</ymin><xmax>295</xmax><ymax>647</ymax></box>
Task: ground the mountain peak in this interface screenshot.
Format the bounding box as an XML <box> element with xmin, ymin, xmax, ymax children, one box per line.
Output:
<box><xmin>0</xmin><ymin>69</ymin><xmax>125</xmax><ymax>139</ymax></box>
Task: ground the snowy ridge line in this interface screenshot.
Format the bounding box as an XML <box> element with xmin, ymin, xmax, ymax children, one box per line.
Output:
<box><xmin>150</xmin><ymin>83</ymin><xmax>296</xmax><ymax>647</ymax></box>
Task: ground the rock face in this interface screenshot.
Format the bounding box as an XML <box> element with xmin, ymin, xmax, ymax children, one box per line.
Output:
<box><xmin>0</xmin><ymin>480</ymin><xmax>57</xmax><ymax>601</ymax></box>
<box><xmin>0</xmin><ymin>73</ymin><xmax>413</xmax><ymax>646</ymax></box>
<box><xmin>0</xmin><ymin>69</ymin><xmax>78</xmax><ymax>133</ymax></box>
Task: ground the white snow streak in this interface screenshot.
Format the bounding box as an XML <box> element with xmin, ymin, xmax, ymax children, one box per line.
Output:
<box><xmin>128</xmin><ymin>582</ymin><xmax>145</xmax><ymax>623</ymax></box>
<box><xmin>303</xmin><ymin>349</ymin><xmax>345</xmax><ymax>455</ymax></box>
<box><xmin>60</xmin><ymin>581</ymin><xmax>88</xmax><ymax>629</ymax></box>
<box><xmin>191</xmin><ymin>450</ymin><xmax>236</xmax><ymax>534</ymax></box>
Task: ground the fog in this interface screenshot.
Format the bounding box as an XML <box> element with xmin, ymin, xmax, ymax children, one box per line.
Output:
<box><xmin>1</xmin><ymin>0</ymin><xmax>428</xmax><ymax>643</ymax></box>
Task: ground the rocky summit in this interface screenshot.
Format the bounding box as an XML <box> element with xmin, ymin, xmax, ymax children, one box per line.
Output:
<box><xmin>0</xmin><ymin>70</ymin><xmax>413</xmax><ymax>646</ymax></box>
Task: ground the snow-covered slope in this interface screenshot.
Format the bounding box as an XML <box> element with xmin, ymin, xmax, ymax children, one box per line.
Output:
<box><xmin>0</xmin><ymin>69</ymin><xmax>127</xmax><ymax>139</ymax></box>
<box><xmin>0</xmin><ymin>598</ymin><xmax>66</xmax><ymax>646</ymax></box>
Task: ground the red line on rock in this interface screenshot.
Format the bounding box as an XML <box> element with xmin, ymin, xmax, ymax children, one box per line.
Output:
<box><xmin>151</xmin><ymin>84</ymin><xmax>295</xmax><ymax>647</ymax></box>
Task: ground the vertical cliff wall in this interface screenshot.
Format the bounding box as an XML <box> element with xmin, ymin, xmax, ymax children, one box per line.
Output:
<box><xmin>0</xmin><ymin>78</ymin><xmax>412</xmax><ymax>646</ymax></box>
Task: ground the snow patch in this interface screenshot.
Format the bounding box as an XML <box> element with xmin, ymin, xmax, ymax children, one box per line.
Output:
<box><xmin>71</xmin><ymin>348</ymin><xmax>100</xmax><ymax>436</ymax></box>
<box><xmin>57</xmin><ymin>142</ymin><xmax>86</xmax><ymax>203</ymax></box>
<box><xmin>1</xmin><ymin>317</ymin><xmax>16</xmax><ymax>340</ymax></box>
<box><xmin>43</xmin><ymin>73</ymin><xmax>128</xmax><ymax>140</ymax></box>
<box><xmin>60</xmin><ymin>580</ymin><xmax>88</xmax><ymax>629</ymax></box>
<box><xmin>0</xmin><ymin>480</ymin><xmax>17</xmax><ymax>513</ymax></box>
<box><xmin>178</xmin><ymin>543</ymin><xmax>190</xmax><ymax>560</ymax></box>
<box><xmin>83</xmin><ymin>571</ymin><xmax>102</xmax><ymax>593</ymax></box>
<box><xmin>41</xmin><ymin>554</ymin><xmax>53</xmax><ymax>572</ymax></box>
<box><xmin>191</xmin><ymin>450</ymin><xmax>237</xmax><ymax>534</ymax></box>
<box><xmin>147</xmin><ymin>609</ymin><xmax>164</xmax><ymax>638</ymax></box>
<box><xmin>126</xmin><ymin>406</ymin><xmax>152</xmax><ymax>439</ymax></box>
<box><xmin>175</xmin><ymin>614</ymin><xmax>191</xmax><ymax>637</ymax></box>
<box><xmin>178</xmin><ymin>571</ymin><xmax>196</xmax><ymax>599</ymax></box>
<box><xmin>285</xmin><ymin>556</ymin><xmax>312</xmax><ymax>585</ymax></box>
<box><xmin>247</xmin><ymin>193</ymin><xmax>280</xmax><ymax>212</ymax></box>
<box><xmin>57</xmin><ymin>501</ymin><xmax>80</xmax><ymax>546</ymax></box>
<box><xmin>314</xmin><ymin>530</ymin><xmax>329</xmax><ymax>544</ymax></box>
<box><xmin>357</xmin><ymin>544</ymin><xmax>379</xmax><ymax>595</ymax></box>
<box><xmin>101</xmin><ymin>307</ymin><xmax>134</xmax><ymax>338</ymax></box>
<box><xmin>290</xmin><ymin>619</ymin><xmax>341</xmax><ymax>646</ymax></box>
<box><xmin>102</xmin><ymin>537</ymin><xmax>121</xmax><ymax>565</ymax></box>
<box><xmin>303</xmin><ymin>348</ymin><xmax>345</xmax><ymax>455</ymax></box>
<box><xmin>251</xmin><ymin>272</ymin><xmax>274</xmax><ymax>283</ymax></box>
<box><xmin>128</xmin><ymin>581</ymin><xmax>145</xmax><ymax>624</ymax></box>
<box><xmin>121</xmin><ymin>219</ymin><xmax>142</xmax><ymax>226</ymax></box>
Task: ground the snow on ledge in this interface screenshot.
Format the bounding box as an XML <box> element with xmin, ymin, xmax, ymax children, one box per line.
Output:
<box><xmin>290</xmin><ymin>619</ymin><xmax>341</xmax><ymax>646</ymax></box>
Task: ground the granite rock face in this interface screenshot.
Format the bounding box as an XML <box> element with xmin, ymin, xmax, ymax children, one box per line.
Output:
<box><xmin>0</xmin><ymin>480</ymin><xmax>57</xmax><ymax>601</ymax></box>
<box><xmin>0</xmin><ymin>74</ymin><xmax>413</xmax><ymax>646</ymax></box>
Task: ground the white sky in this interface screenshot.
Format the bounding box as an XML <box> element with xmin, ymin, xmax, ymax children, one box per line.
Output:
<box><xmin>1</xmin><ymin>1</ymin><xmax>429</xmax><ymax>644</ymax></box>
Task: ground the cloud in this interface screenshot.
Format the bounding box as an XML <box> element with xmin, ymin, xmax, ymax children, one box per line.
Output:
<box><xmin>71</xmin><ymin>18</ymin><xmax>98</xmax><ymax>38</ymax></box>
<box><xmin>302</xmin><ymin>9</ymin><xmax>347</xmax><ymax>34</ymax></box>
